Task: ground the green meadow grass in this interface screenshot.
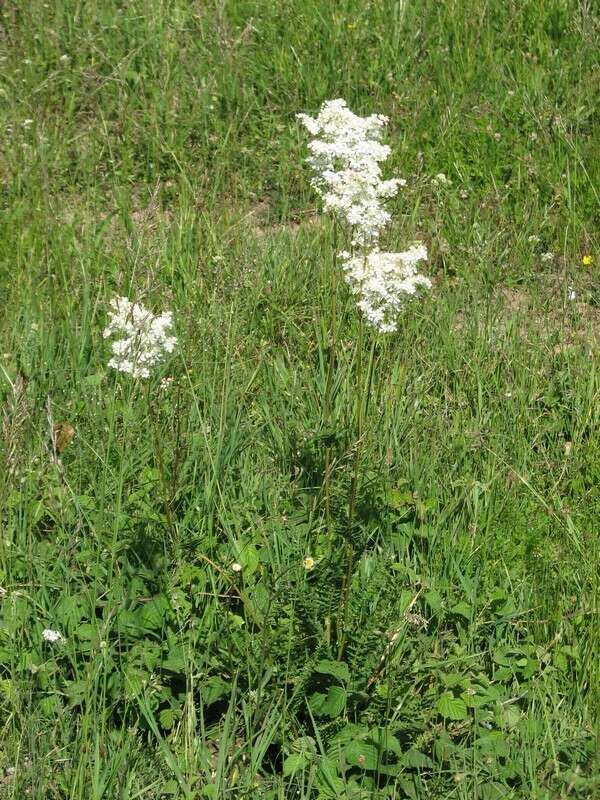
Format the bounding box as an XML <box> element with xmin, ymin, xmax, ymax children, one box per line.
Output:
<box><xmin>0</xmin><ymin>0</ymin><xmax>599</xmax><ymax>797</ymax></box>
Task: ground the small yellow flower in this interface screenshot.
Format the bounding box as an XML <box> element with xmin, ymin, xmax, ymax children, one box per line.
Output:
<box><xmin>303</xmin><ymin>556</ymin><xmax>315</xmax><ymax>571</ymax></box>
<box><xmin>582</xmin><ymin>254</ymin><xmax>592</xmax><ymax>266</ymax></box>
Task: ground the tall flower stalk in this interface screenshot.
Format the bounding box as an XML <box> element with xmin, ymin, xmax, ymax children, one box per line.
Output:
<box><xmin>298</xmin><ymin>99</ymin><xmax>432</xmax><ymax>655</ymax></box>
<box><xmin>104</xmin><ymin>295</ymin><xmax>179</xmax><ymax>547</ymax></box>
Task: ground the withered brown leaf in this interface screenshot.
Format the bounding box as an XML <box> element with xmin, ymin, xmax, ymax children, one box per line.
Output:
<box><xmin>53</xmin><ymin>422</ymin><xmax>75</xmax><ymax>453</ymax></box>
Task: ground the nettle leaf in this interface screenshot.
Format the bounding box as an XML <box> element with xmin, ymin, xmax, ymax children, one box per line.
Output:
<box><xmin>480</xmin><ymin>782</ymin><xmax>507</xmax><ymax>800</ymax></box>
<box><xmin>433</xmin><ymin>732</ymin><xmax>456</xmax><ymax>762</ymax></box>
<box><xmin>328</xmin><ymin>724</ymin><xmax>365</xmax><ymax>757</ymax></box>
<box><xmin>385</xmin><ymin>487</ymin><xmax>414</xmax><ymax>512</ymax></box>
<box><xmin>161</xmin><ymin>646</ymin><xmax>186</xmax><ymax>673</ymax></box>
<box><xmin>123</xmin><ymin>668</ymin><xmax>148</xmax><ymax>699</ymax></box>
<box><xmin>309</xmin><ymin>685</ymin><xmax>346</xmax><ymax>718</ymax></box>
<box><xmin>283</xmin><ymin>751</ymin><xmax>312</xmax><ymax>776</ymax></box>
<box><xmin>437</xmin><ymin>691</ymin><xmax>468</xmax><ymax>720</ymax></box>
<box><xmin>477</xmin><ymin>731</ymin><xmax>509</xmax><ymax>758</ymax></box>
<box><xmin>235</xmin><ymin>541</ymin><xmax>259</xmax><ymax>577</ymax></box>
<box><xmin>424</xmin><ymin>590</ymin><xmax>443</xmax><ymax>614</ymax></box>
<box><xmin>317</xmin><ymin>756</ymin><xmax>345</xmax><ymax>797</ymax></box>
<box><xmin>138</xmin><ymin>596</ymin><xmax>170</xmax><ymax>632</ymax></box>
<box><xmin>462</xmin><ymin>689</ymin><xmax>489</xmax><ymax>708</ymax></box>
<box><xmin>345</xmin><ymin>740</ymin><xmax>380</xmax><ymax>770</ymax></box>
<box><xmin>402</xmin><ymin>749</ymin><xmax>433</xmax><ymax>769</ymax></box>
<box><xmin>368</xmin><ymin>728</ymin><xmax>402</xmax><ymax>756</ymax></box>
<box><xmin>202</xmin><ymin>676</ymin><xmax>231</xmax><ymax>705</ymax></box>
<box><xmin>159</xmin><ymin>707</ymin><xmax>175</xmax><ymax>730</ymax></box>
<box><xmin>440</xmin><ymin>672</ymin><xmax>466</xmax><ymax>689</ymax></box>
<box><xmin>450</xmin><ymin>601</ymin><xmax>472</xmax><ymax>620</ymax></box>
<box><xmin>290</xmin><ymin>736</ymin><xmax>317</xmax><ymax>754</ymax></box>
<box><xmin>65</xmin><ymin>679</ymin><xmax>88</xmax><ymax>707</ymax></box>
<box><xmin>314</xmin><ymin>659</ymin><xmax>350</xmax><ymax>684</ymax></box>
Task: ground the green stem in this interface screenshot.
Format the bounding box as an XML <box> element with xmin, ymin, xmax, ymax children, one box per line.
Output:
<box><xmin>338</xmin><ymin>327</ymin><xmax>378</xmax><ymax>659</ymax></box>
<box><xmin>145</xmin><ymin>381</ymin><xmax>178</xmax><ymax>552</ymax></box>
<box><xmin>322</xmin><ymin>219</ymin><xmax>339</xmax><ymax>519</ymax></box>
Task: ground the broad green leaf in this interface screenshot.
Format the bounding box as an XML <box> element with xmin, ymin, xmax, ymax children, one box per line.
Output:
<box><xmin>290</xmin><ymin>735</ymin><xmax>317</xmax><ymax>754</ymax></box>
<box><xmin>345</xmin><ymin>740</ymin><xmax>379</xmax><ymax>770</ymax></box>
<box><xmin>159</xmin><ymin>707</ymin><xmax>175</xmax><ymax>730</ymax></box>
<box><xmin>368</xmin><ymin>728</ymin><xmax>402</xmax><ymax>756</ymax></box>
<box><xmin>161</xmin><ymin>646</ymin><xmax>186</xmax><ymax>673</ymax></box>
<box><xmin>402</xmin><ymin>749</ymin><xmax>433</xmax><ymax>769</ymax></box>
<box><xmin>202</xmin><ymin>676</ymin><xmax>230</xmax><ymax>705</ymax></box>
<box><xmin>310</xmin><ymin>685</ymin><xmax>346</xmax><ymax>718</ymax></box>
<box><xmin>315</xmin><ymin>659</ymin><xmax>350</xmax><ymax>684</ymax></box>
<box><xmin>450</xmin><ymin>601</ymin><xmax>472</xmax><ymax>619</ymax></box>
<box><xmin>317</xmin><ymin>756</ymin><xmax>345</xmax><ymax>797</ymax></box>
<box><xmin>477</xmin><ymin>731</ymin><xmax>509</xmax><ymax>757</ymax></box>
<box><xmin>437</xmin><ymin>691</ymin><xmax>468</xmax><ymax>720</ymax></box>
<box><xmin>462</xmin><ymin>690</ymin><xmax>489</xmax><ymax>708</ymax></box>
<box><xmin>283</xmin><ymin>751</ymin><xmax>311</xmax><ymax>776</ymax></box>
<box><xmin>424</xmin><ymin>590</ymin><xmax>443</xmax><ymax>613</ymax></box>
<box><xmin>236</xmin><ymin>541</ymin><xmax>259</xmax><ymax>576</ymax></box>
<box><xmin>138</xmin><ymin>596</ymin><xmax>169</xmax><ymax>631</ymax></box>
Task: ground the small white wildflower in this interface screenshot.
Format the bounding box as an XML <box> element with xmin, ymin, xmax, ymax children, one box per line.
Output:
<box><xmin>103</xmin><ymin>296</ymin><xmax>177</xmax><ymax>379</ymax></box>
<box><xmin>0</xmin><ymin>586</ymin><xmax>7</xmax><ymax>599</ymax></box>
<box><xmin>297</xmin><ymin>99</ymin><xmax>403</xmax><ymax>248</ymax></box>
<box><xmin>303</xmin><ymin>556</ymin><xmax>315</xmax><ymax>571</ymax></box>
<box><xmin>42</xmin><ymin>628</ymin><xmax>65</xmax><ymax>643</ymax></box>
<box><xmin>231</xmin><ymin>562</ymin><xmax>242</xmax><ymax>573</ymax></box>
<box><xmin>22</xmin><ymin>119</ymin><xmax>34</xmax><ymax>128</ymax></box>
<box><xmin>541</xmin><ymin>252</ymin><xmax>554</xmax><ymax>262</ymax></box>
<box><xmin>341</xmin><ymin>244</ymin><xmax>431</xmax><ymax>333</ymax></box>
<box><xmin>159</xmin><ymin>376</ymin><xmax>173</xmax><ymax>391</ymax></box>
<box><xmin>432</xmin><ymin>173</ymin><xmax>452</xmax><ymax>187</ymax></box>
<box><xmin>528</xmin><ymin>234</ymin><xmax>540</xmax><ymax>244</ymax></box>
<box><xmin>567</xmin><ymin>286</ymin><xmax>576</xmax><ymax>301</ymax></box>
<box><xmin>59</xmin><ymin>54</ymin><xmax>70</xmax><ymax>63</ymax></box>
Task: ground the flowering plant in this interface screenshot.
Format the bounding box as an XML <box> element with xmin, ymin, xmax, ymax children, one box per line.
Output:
<box><xmin>298</xmin><ymin>99</ymin><xmax>430</xmax><ymax>332</ymax></box>
<box><xmin>341</xmin><ymin>245</ymin><xmax>431</xmax><ymax>333</ymax></box>
<box><xmin>103</xmin><ymin>296</ymin><xmax>177</xmax><ymax>378</ymax></box>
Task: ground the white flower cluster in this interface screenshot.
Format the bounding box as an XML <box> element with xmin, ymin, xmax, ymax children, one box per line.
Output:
<box><xmin>103</xmin><ymin>296</ymin><xmax>177</xmax><ymax>378</ymax></box>
<box><xmin>341</xmin><ymin>245</ymin><xmax>431</xmax><ymax>333</ymax></box>
<box><xmin>298</xmin><ymin>99</ymin><xmax>431</xmax><ymax>332</ymax></box>
<box><xmin>297</xmin><ymin>98</ymin><xmax>404</xmax><ymax>249</ymax></box>
<box><xmin>42</xmin><ymin>628</ymin><xmax>65</xmax><ymax>643</ymax></box>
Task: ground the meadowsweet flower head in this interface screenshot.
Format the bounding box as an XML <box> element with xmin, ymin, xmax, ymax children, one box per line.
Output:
<box><xmin>297</xmin><ymin>99</ymin><xmax>403</xmax><ymax>248</ymax></box>
<box><xmin>303</xmin><ymin>556</ymin><xmax>315</xmax><ymax>571</ymax></box>
<box><xmin>341</xmin><ymin>244</ymin><xmax>431</xmax><ymax>333</ymax></box>
<box><xmin>231</xmin><ymin>562</ymin><xmax>242</xmax><ymax>573</ymax></box>
<box><xmin>103</xmin><ymin>296</ymin><xmax>177</xmax><ymax>379</ymax></box>
<box><xmin>432</xmin><ymin>173</ymin><xmax>452</xmax><ymax>187</ymax></box>
<box><xmin>42</xmin><ymin>628</ymin><xmax>65</xmax><ymax>643</ymax></box>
